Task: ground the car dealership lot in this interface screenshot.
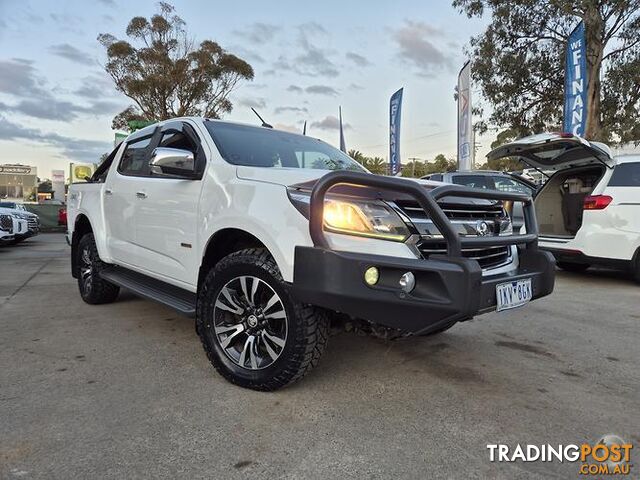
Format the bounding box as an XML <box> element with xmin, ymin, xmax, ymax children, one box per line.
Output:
<box><xmin>1</xmin><ymin>235</ymin><xmax>638</xmax><ymax>479</ymax></box>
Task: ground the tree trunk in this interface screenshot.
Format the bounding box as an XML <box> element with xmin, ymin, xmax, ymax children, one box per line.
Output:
<box><xmin>583</xmin><ymin>7</ymin><xmax>605</xmax><ymax>140</ymax></box>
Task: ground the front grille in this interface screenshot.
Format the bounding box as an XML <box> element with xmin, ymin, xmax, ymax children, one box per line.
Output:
<box><xmin>396</xmin><ymin>199</ymin><xmax>512</xmax><ymax>270</ymax></box>
<box><xmin>416</xmin><ymin>240</ymin><xmax>511</xmax><ymax>269</ymax></box>
<box><xmin>0</xmin><ymin>215</ymin><xmax>13</xmax><ymax>233</ymax></box>
<box><xmin>27</xmin><ymin>217</ymin><xmax>38</xmax><ymax>231</ymax></box>
<box><xmin>397</xmin><ymin>200</ymin><xmax>505</xmax><ymax>221</ymax></box>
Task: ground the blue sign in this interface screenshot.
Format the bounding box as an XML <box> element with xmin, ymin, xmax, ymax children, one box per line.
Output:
<box><xmin>564</xmin><ymin>22</ymin><xmax>588</xmax><ymax>136</ymax></box>
<box><xmin>389</xmin><ymin>88</ymin><xmax>403</xmax><ymax>175</ymax></box>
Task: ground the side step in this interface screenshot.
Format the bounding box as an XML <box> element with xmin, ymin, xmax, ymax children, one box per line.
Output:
<box><xmin>100</xmin><ymin>266</ymin><xmax>197</xmax><ymax>317</ymax></box>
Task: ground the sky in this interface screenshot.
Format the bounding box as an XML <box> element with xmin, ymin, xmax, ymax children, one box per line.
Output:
<box><xmin>0</xmin><ymin>0</ymin><xmax>492</xmax><ymax>179</ymax></box>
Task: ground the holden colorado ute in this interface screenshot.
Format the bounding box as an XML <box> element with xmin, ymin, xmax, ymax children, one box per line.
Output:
<box><xmin>67</xmin><ymin>118</ymin><xmax>555</xmax><ymax>391</ymax></box>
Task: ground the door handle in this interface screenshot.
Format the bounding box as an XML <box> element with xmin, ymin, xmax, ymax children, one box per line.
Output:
<box><xmin>136</xmin><ymin>191</ymin><xmax>147</xmax><ymax>199</ymax></box>
<box><xmin>104</xmin><ymin>189</ymin><xmax>113</xmax><ymax>196</ymax></box>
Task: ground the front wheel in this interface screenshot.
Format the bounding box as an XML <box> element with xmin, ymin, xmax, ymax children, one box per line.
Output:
<box><xmin>76</xmin><ymin>233</ymin><xmax>120</xmax><ymax>304</ymax></box>
<box><xmin>557</xmin><ymin>261</ymin><xmax>590</xmax><ymax>273</ymax></box>
<box><xmin>197</xmin><ymin>248</ymin><xmax>329</xmax><ymax>391</ymax></box>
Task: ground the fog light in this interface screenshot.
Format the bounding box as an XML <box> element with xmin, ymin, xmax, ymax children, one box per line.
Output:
<box><xmin>399</xmin><ymin>272</ymin><xmax>415</xmax><ymax>293</ymax></box>
<box><xmin>364</xmin><ymin>266</ymin><xmax>379</xmax><ymax>285</ymax></box>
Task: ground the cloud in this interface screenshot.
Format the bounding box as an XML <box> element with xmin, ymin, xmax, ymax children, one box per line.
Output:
<box><xmin>0</xmin><ymin>61</ymin><xmax>124</xmax><ymax>121</ymax></box>
<box><xmin>237</xmin><ymin>97</ymin><xmax>267</xmax><ymax>109</ymax></box>
<box><xmin>287</xmin><ymin>85</ymin><xmax>303</xmax><ymax>94</ymax></box>
<box><xmin>233</xmin><ymin>23</ymin><xmax>279</xmax><ymax>44</ymax></box>
<box><xmin>96</xmin><ymin>0</ymin><xmax>116</xmax><ymax>5</ymax></box>
<box><xmin>305</xmin><ymin>85</ymin><xmax>339</xmax><ymax>96</ymax></box>
<box><xmin>49</xmin><ymin>43</ymin><xmax>95</xmax><ymax>66</ymax></box>
<box><xmin>345</xmin><ymin>52</ymin><xmax>371</xmax><ymax>67</ymax></box>
<box><xmin>274</xmin><ymin>106</ymin><xmax>308</xmax><ymax>115</ymax></box>
<box><xmin>273</xmin><ymin>123</ymin><xmax>300</xmax><ymax>133</ymax></box>
<box><xmin>0</xmin><ymin>98</ymin><xmax>123</xmax><ymax>121</ymax></box>
<box><xmin>311</xmin><ymin>115</ymin><xmax>351</xmax><ymax>131</ymax></box>
<box><xmin>75</xmin><ymin>75</ymin><xmax>116</xmax><ymax>98</ymax></box>
<box><xmin>392</xmin><ymin>20</ymin><xmax>453</xmax><ymax>76</ymax></box>
<box><xmin>349</xmin><ymin>83</ymin><xmax>364</xmax><ymax>91</ymax></box>
<box><xmin>0</xmin><ymin>59</ymin><xmax>48</xmax><ymax>98</ymax></box>
<box><xmin>269</xmin><ymin>23</ymin><xmax>338</xmax><ymax>78</ymax></box>
<box><xmin>0</xmin><ymin>115</ymin><xmax>112</xmax><ymax>162</ymax></box>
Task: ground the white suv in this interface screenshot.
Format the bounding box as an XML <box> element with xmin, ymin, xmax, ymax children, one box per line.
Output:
<box><xmin>488</xmin><ymin>133</ymin><xmax>640</xmax><ymax>282</ymax></box>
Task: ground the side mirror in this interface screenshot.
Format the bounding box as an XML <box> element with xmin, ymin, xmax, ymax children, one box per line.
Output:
<box><xmin>150</xmin><ymin>147</ymin><xmax>196</xmax><ymax>178</ymax></box>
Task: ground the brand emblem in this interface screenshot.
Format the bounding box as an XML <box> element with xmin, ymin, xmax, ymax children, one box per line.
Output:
<box><xmin>475</xmin><ymin>221</ymin><xmax>490</xmax><ymax>236</ymax></box>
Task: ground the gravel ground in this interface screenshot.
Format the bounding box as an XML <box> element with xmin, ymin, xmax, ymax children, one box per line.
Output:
<box><xmin>1</xmin><ymin>234</ymin><xmax>638</xmax><ymax>479</ymax></box>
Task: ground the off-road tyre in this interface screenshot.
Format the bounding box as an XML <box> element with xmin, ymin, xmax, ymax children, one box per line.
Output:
<box><xmin>197</xmin><ymin>248</ymin><xmax>329</xmax><ymax>391</ymax></box>
<box><xmin>76</xmin><ymin>233</ymin><xmax>120</xmax><ymax>304</ymax></box>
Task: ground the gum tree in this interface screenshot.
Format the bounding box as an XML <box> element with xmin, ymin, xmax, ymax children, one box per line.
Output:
<box><xmin>454</xmin><ymin>0</ymin><xmax>640</xmax><ymax>142</ymax></box>
<box><xmin>98</xmin><ymin>2</ymin><xmax>254</xmax><ymax>131</ymax></box>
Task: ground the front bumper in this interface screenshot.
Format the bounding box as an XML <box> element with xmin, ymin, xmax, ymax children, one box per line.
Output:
<box><xmin>292</xmin><ymin>246</ymin><xmax>555</xmax><ymax>334</ymax></box>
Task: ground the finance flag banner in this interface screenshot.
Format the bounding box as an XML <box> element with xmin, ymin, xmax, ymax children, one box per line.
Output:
<box><xmin>563</xmin><ymin>21</ymin><xmax>588</xmax><ymax>136</ymax></box>
<box><xmin>457</xmin><ymin>61</ymin><xmax>473</xmax><ymax>171</ymax></box>
<box><xmin>389</xmin><ymin>88</ymin><xmax>403</xmax><ymax>176</ymax></box>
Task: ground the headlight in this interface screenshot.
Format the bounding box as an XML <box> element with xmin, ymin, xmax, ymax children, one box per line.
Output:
<box><xmin>323</xmin><ymin>199</ymin><xmax>409</xmax><ymax>241</ymax></box>
<box><xmin>288</xmin><ymin>191</ymin><xmax>410</xmax><ymax>242</ymax></box>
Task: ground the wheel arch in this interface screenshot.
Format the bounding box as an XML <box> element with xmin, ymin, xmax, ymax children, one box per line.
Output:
<box><xmin>71</xmin><ymin>214</ymin><xmax>93</xmax><ymax>278</ymax></box>
<box><xmin>199</xmin><ymin>228</ymin><xmax>270</xmax><ymax>289</ymax></box>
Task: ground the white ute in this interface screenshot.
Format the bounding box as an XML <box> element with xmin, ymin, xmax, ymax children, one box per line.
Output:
<box><xmin>67</xmin><ymin>118</ymin><xmax>555</xmax><ymax>390</ymax></box>
<box><xmin>488</xmin><ymin>133</ymin><xmax>640</xmax><ymax>282</ymax></box>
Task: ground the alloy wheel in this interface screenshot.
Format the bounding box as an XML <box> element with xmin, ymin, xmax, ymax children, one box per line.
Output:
<box><xmin>212</xmin><ymin>275</ymin><xmax>288</xmax><ymax>370</ymax></box>
<box><xmin>79</xmin><ymin>246</ymin><xmax>93</xmax><ymax>295</ymax></box>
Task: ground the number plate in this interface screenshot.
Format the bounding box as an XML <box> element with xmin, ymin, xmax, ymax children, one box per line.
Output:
<box><xmin>496</xmin><ymin>278</ymin><xmax>532</xmax><ymax>312</ymax></box>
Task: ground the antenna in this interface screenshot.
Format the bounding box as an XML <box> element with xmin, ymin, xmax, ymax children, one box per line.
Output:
<box><xmin>251</xmin><ymin>108</ymin><xmax>273</xmax><ymax>129</ymax></box>
<box><xmin>302</xmin><ymin>120</ymin><xmax>307</xmax><ymax>135</ymax></box>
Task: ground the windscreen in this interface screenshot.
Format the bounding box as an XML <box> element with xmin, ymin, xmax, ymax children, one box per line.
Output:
<box><xmin>206</xmin><ymin>122</ymin><xmax>366</xmax><ymax>172</ymax></box>
<box><xmin>0</xmin><ymin>202</ymin><xmax>16</xmax><ymax>208</ymax></box>
<box><xmin>452</xmin><ymin>175</ymin><xmax>497</xmax><ymax>190</ymax></box>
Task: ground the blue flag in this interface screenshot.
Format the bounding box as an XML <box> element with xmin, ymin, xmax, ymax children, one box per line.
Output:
<box><xmin>389</xmin><ymin>88</ymin><xmax>403</xmax><ymax>175</ymax></box>
<box><xmin>564</xmin><ymin>22</ymin><xmax>588</xmax><ymax>136</ymax></box>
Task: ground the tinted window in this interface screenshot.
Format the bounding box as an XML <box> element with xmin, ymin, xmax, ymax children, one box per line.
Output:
<box><xmin>452</xmin><ymin>175</ymin><xmax>497</xmax><ymax>189</ymax></box>
<box><xmin>0</xmin><ymin>202</ymin><xmax>16</xmax><ymax>209</ymax></box>
<box><xmin>118</xmin><ymin>136</ymin><xmax>152</xmax><ymax>176</ymax></box>
<box><xmin>430</xmin><ymin>174</ymin><xmax>443</xmax><ymax>181</ymax></box>
<box><xmin>159</xmin><ymin>129</ymin><xmax>198</xmax><ymax>155</ymax></box>
<box><xmin>493</xmin><ymin>177</ymin><xmax>534</xmax><ymax>194</ymax></box>
<box><xmin>206</xmin><ymin>122</ymin><xmax>365</xmax><ymax>172</ymax></box>
<box><xmin>609</xmin><ymin>163</ymin><xmax>640</xmax><ymax>186</ymax></box>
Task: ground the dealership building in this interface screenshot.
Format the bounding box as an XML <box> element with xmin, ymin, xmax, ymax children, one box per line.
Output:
<box><xmin>0</xmin><ymin>164</ymin><xmax>38</xmax><ymax>202</ymax></box>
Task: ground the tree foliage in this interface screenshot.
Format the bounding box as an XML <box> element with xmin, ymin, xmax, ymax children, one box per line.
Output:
<box><xmin>98</xmin><ymin>2</ymin><xmax>254</xmax><ymax>131</ymax></box>
<box><xmin>347</xmin><ymin>150</ymin><xmax>456</xmax><ymax>177</ymax></box>
<box><xmin>453</xmin><ymin>0</ymin><xmax>640</xmax><ymax>143</ymax></box>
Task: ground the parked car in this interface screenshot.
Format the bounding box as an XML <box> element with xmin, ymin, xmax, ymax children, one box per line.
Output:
<box><xmin>487</xmin><ymin>133</ymin><xmax>640</xmax><ymax>282</ymax></box>
<box><xmin>0</xmin><ymin>201</ymin><xmax>40</xmax><ymax>244</ymax></box>
<box><xmin>421</xmin><ymin>171</ymin><xmax>538</xmax><ymax>231</ymax></box>
<box><xmin>0</xmin><ymin>208</ymin><xmax>29</xmax><ymax>245</ymax></box>
<box><xmin>67</xmin><ymin>118</ymin><xmax>554</xmax><ymax>390</ymax></box>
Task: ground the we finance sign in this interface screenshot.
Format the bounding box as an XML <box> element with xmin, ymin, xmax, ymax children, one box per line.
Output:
<box><xmin>563</xmin><ymin>22</ymin><xmax>588</xmax><ymax>136</ymax></box>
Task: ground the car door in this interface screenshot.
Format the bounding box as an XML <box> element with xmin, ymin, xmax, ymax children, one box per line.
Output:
<box><xmin>603</xmin><ymin>161</ymin><xmax>640</xmax><ymax>236</ymax></box>
<box><xmin>132</xmin><ymin>121</ymin><xmax>205</xmax><ymax>287</ymax></box>
<box><xmin>103</xmin><ymin>130</ymin><xmax>159</xmax><ymax>266</ymax></box>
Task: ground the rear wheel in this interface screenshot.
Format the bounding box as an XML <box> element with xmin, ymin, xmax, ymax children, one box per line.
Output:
<box><xmin>76</xmin><ymin>233</ymin><xmax>120</xmax><ymax>304</ymax></box>
<box><xmin>557</xmin><ymin>261</ymin><xmax>590</xmax><ymax>273</ymax></box>
<box><xmin>197</xmin><ymin>248</ymin><xmax>329</xmax><ymax>391</ymax></box>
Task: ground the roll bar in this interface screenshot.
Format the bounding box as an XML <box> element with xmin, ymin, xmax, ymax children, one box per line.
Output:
<box><xmin>308</xmin><ymin>171</ymin><xmax>538</xmax><ymax>256</ymax></box>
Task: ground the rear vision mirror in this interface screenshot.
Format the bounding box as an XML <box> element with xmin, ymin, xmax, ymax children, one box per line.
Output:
<box><xmin>150</xmin><ymin>147</ymin><xmax>196</xmax><ymax>178</ymax></box>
